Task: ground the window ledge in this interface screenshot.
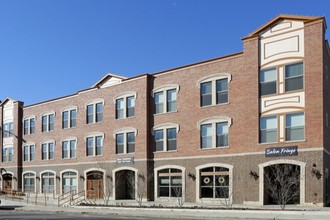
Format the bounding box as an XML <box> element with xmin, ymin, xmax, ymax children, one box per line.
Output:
<box><xmin>258</xmin><ymin>140</ymin><xmax>307</xmax><ymax>145</ymax></box>
<box><xmin>86</xmin><ymin>121</ymin><xmax>103</xmax><ymax>125</ymax></box>
<box><xmin>62</xmin><ymin>127</ymin><xmax>77</xmax><ymax>130</ymax></box>
<box><xmin>116</xmin><ymin>153</ymin><xmax>136</xmax><ymax>156</ymax></box>
<box><xmin>260</xmin><ymin>89</ymin><xmax>305</xmax><ymax>98</ymax></box>
<box><xmin>154</xmin><ymin>111</ymin><xmax>178</xmax><ymax>116</ymax></box>
<box><xmin>115</xmin><ymin>116</ymin><xmax>136</xmax><ymax>121</ymax></box>
<box><xmin>154</xmin><ymin>150</ymin><xmax>178</xmax><ymax>154</ymax></box>
<box><xmin>200</xmin><ymin>146</ymin><xmax>229</xmax><ymax>151</ymax></box>
<box><xmin>200</xmin><ymin>102</ymin><xmax>230</xmax><ymax>109</ymax></box>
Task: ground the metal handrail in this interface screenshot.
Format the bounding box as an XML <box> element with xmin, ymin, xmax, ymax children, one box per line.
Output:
<box><xmin>57</xmin><ymin>190</ymin><xmax>75</xmax><ymax>207</ymax></box>
<box><xmin>70</xmin><ymin>190</ymin><xmax>85</xmax><ymax>206</ymax></box>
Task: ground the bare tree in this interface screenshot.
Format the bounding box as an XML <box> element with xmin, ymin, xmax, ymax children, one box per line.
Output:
<box><xmin>215</xmin><ymin>176</ymin><xmax>233</xmax><ymax>209</ymax></box>
<box><xmin>97</xmin><ymin>161</ymin><xmax>115</xmax><ymax>205</ymax></box>
<box><xmin>126</xmin><ymin>172</ymin><xmax>153</xmax><ymax>207</ymax></box>
<box><xmin>172</xmin><ymin>182</ymin><xmax>184</xmax><ymax>208</ymax></box>
<box><xmin>264</xmin><ymin>164</ymin><xmax>300</xmax><ymax>210</ymax></box>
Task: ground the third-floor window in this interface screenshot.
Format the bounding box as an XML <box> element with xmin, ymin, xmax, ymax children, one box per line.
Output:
<box><xmin>62</xmin><ymin>109</ymin><xmax>77</xmax><ymax>129</ymax></box>
<box><xmin>2</xmin><ymin>122</ymin><xmax>14</xmax><ymax>138</ymax></box>
<box><xmin>86</xmin><ymin>102</ymin><xmax>103</xmax><ymax>124</ymax></box>
<box><xmin>24</xmin><ymin>117</ymin><xmax>35</xmax><ymax>135</ymax></box>
<box><xmin>153</xmin><ymin>85</ymin><xmax>179</xmax><ymax>114</ymax></box>
<box><xmin>42</xmin><ymin>113</ymin><xmax>54</xmax><ymax>132</ymax></box>
<box><xmin>116</xmin><ymin>96</ymin><xmax>135</xmax><ymax>119</ymax></box>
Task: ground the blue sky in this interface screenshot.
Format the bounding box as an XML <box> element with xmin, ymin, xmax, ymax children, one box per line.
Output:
<box><xmin>1</xmin><ymin>0</ymin><xmax>329</xmax><ymax>105</ymax></box>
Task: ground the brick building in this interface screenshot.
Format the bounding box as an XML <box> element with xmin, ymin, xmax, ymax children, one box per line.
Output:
<box><xmin>1</xmin><ymin>14</ymin><xmax>330</xmax><ymax>206</ymax></box>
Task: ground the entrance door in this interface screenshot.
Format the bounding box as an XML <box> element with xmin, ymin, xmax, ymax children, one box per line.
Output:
<box><xmin>264</xmin><ymin>164</ymin><xmax>300</xmax><ymax>205</ymax></box>
<box><xmin>2</xmin><ymin>174</ymin><xmax>12</xmax><ymax>192</ymax></box>
<box><xmin>86</xmin><ymin>171</ymin><xmax>103</xmax><ymax>199</ymax></box>
<box><xmin>115</xmin><ymin>170</ymin><xmax>135</xmax><ymax>200</ymax></box>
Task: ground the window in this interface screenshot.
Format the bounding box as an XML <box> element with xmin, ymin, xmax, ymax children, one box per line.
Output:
<box><xmin>285</xmin><ymin>62</ymin><xmax>303</xmax><ymax>92</ymax></box>
<box><xmin>286</xmin><ymin>112</ymin><xmax>305</xmax><ymax>141</ymax></box>
<box><xmin>23</xmin><ymin>173</ymin><xmax>35</xmax><ymax>193</ymax></box>
<box><xmin>62</xmin><ymin>109</ymin><xmax>77</xmax><ymax>129</ymax></box>
<box><xmin>115</xmin><ymin>129</ymin><xmax>137</xmax><ymax>154</ymax></box>
<box><xmin>260</xmin><ymin>116</ymin><xmax>278</xmax><ymax>143</ymax></box>
<box><xmin>260</xmin><ymin>68</ymin><xmax>277</xmax><ymax>96</ymax></box>
<box><xmin>62</xmin><ymin>171</ymin><xmax>77</xmax><ymax>194</ymax></box>
<box><xmin>153</xmin><ymin>85</ymin><xmax>179</xmax><ymax>114</ymax></box>
<box><xmin>42</xmin><ymin>172</ymin><xmax>55</xmax><ymax>194</ymax></box>
<box><xmin>158</xmin><ymin>168</ymin><xmax>182</xmax><ymax>197</ymax></box>
<box><xmin>86</xmin><ymin>135</ymin><xmax>103</xmax><ymax>156</ymax></box>
<box><xmin>116</xmin><ymin>132</ymin><xmax>136</xmax><ymax>154</ymax></box>
<box><xmin>200</xmin><ymin>77</ymin><xmax>229</xmax><ymax>107</ymax></box>
<box><xmin>200</xmin><ymin>120</ymin><xmax>229</xmax><ymax>149</ymax></box>
<box><xmin>115</xmin><ymin>96</ymin><xmax>135</xmax><ymax>119</ymax></box>
<box><xmin>153</xmin><ymin>125</ymin><xmax>178</xmax><ymax>152</ymax></box>
<box><xmin>2</xmin><ymin>122</ymin><xmax>14</xmax><ymax>138</ymax></box>
<box><xmin>200</xmin><ymin>167</ymin><xmax>229</xmax><ymax>199</ymax></box>
<box><xmin>23</xmin><ymin>144</ymin><xmax>35</xmax><ymax>162</ymax></box>
<box><xmin>42</xmin><ymin>113</ymin><xmax>54</xmax><ymax>132</ymax></box>
<box><xmin>24</xmin><ymin>118</ymin><xmax>35</xmax><ymax>135</ymax></box>
<box><xmin>2</xmin><ymin>147</ymin><xmax>13</xmax><ymax>162</ymax></box>
<box><xmin>62</xmin><ymin>139</ymin><xmax>76</xmax><ymax>159</ymax></box>
<box><xmin>42</xmin><ymin>142</ymin><xmax>54</xmax><ymax>160</ymax></box>
<box><xmin>86</xmin><ymin>102</ymin><xmax>103</xmax><ymax>124</ymax></box>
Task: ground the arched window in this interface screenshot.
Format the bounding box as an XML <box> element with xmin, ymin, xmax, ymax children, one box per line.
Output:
<box><xmin>158</xmin><ymin>168</ymin><xmax>182</xmax><ymax>197</ymax></box>
<box><xmin>23</xmin><ymin>173</ymin><xmax>35</xmax><ymax>193</ymax></box>
<box><xmin>42</xmin><ymin>172</ymin><xmax>55</xmax><ymax>194</ymax></box>
<box><xmin>62</xmin><ymin>171</ymin><xmax>77</xmax><ymax>194</ymax></box>
<box><xmin>200</xmin><ymin>166</ymin><xmax>229</xmax><ymax>199</ymax></box>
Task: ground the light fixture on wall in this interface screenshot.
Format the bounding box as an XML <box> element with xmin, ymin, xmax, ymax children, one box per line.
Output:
<box><xmin>79</xmin><ymin>175</ymin><xmax>85</xmax><ymax>181</ymax></box>
<box><xmin>249</xmin><ymin>170</ymin><xmax>259</xmax><ymax>180</ymax></box>
<box><xmin>188</xmin><ymin>172</ymin><xmax>196</xmax><ymax>181</ymax></box>
<box><xmin>311</xmin><ymin>163</ymin><xmax>322</xmax><ymax>180</ymax></box>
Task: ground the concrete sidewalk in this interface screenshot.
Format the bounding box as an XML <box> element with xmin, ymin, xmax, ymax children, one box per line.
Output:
<box><xmin>1</xmin><ymin>197</ymin><xmax>330</xmax><ymax>220</ymax></box>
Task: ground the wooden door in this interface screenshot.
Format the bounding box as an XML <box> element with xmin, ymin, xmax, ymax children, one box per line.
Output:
<box><xmin>87</xmin><ymin>179</ymin><xmax>103</xmax><ymax>199</ymax></box>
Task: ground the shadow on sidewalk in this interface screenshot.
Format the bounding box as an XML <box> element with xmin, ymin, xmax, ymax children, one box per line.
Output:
<box><xmin>0</xmin><ymin>205</ymin><xmax>23</xmax><ymax>210</ymax></box>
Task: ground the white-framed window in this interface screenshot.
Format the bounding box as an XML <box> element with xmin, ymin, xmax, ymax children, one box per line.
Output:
<box><xmin>62</xmin><ymin>108</ymin><xmax>77</xmax><ymax>129</ymax></box>
<box><xmin>200</xmin><ymin>166</ymin><xmax>229</xmax><ymax>199</ymax></box>
<box><xmin>197</xmin><ymin>116</ymin><xmax>231</xmax><ymax>149</ymax></box>
<box><xmin>114</xmin><ymin>127</ymin><xmax>137</xmax><ymax>154</ymax></box>
<box><xmin>285</xmin><ymin>62</ymin><xmax>304</xmax><ymax>92</ymax></box>
<box><xmin>260</xmin><ymin>68</ymin><xmax>277</xmax><ymax>96</ymax></box>
<box><xmin>41</xmin><ymin>141</ymin><xmax>55</xmax><ymax>160</ymax></box>
<box><xmin>62</xmin><ymin>171</ymin><xmax>77</xmax><ymax>194</ymax></box>
<box><xmin>42</xmin><ymin>113</ymin><xmax>54</xmax><ymax>132</ymax></box>
<box><xmin>86</xmin><ymin>134</ymin><xmax>103</xmax><ymax>156</ymax></box>
<box><xmin>198</xmin><ymin>73</ymin><xmax>231</xmax><ymax>107</ymax></box>
<box><xmin>86</xmin><ymin>101</ymin><xmax>103</xmax><ymax>124</ymax></box>
<box><xmin>23</xmin><ymin>144</ymin><xmax>35</xmax><ymax>162</ymax></box>
<box><xmin>24</xmin><ymin>117</ymin><xmax>35</xmax><ymax>135</ymax></box>
<box><xmin>153</xmin><ymin>85</ymin><xmax>179</xmax><ymax>114</ymax></box>
<box><xmin>41</xmin><ymin>172</ymin><xmax>55</xmax><ymax>194</ymax></box>
<box><xmin>114</xmin><ymin>92</ymin><xmax>137</xmax><ymax>119</ymax></box>
<box><xmin>286</xmin><ymin>112</ymin><xmax>305</xmax><ymax>141</ymax></box>
<box><xmin>153</xmin><ymin>123</ymin><xmax>179</xmax><ymax>152</ymax></box>
<box><xmin>2</xmin><ymin>146</ymin><xmax>13</xmax><ymax>162</ymax></box>
<box><xmin>23</xmin><ymin>172</ymin><xmax>35</xmax><ymax>193</ymax></box>
<box><xmin>260</xmin><ymin>116</ymin><xmax>278</xmax><ymax>143</ymax></box>
<box><xmin>2</xmin><ymin>122</ymin><xmax>14</xmax><ymax>138</ymax></box>
<box><xmin>62</xmin><ymin>139</ymin><xmax>76</xmax><ymax>159</ymax></box>
<box><xmin>157</xmin><ymin>168</ymin><xmax>182</xmax><ymax>197</ymax></box>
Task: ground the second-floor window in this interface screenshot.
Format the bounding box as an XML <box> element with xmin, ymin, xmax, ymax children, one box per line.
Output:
<box><xmin>2</xmin><ymin>147</ymin><xmax>13</xmax><ymax>162</ymax></box>
<box><xmin>116</xmin><ymin>132</ymin><xmax>135</xmax><ymax>154</ymax></box>
<box><xmin>24</xmin><ymin>118</ymin><xmax>35</xmax><ymax>135</ymax></box>
<box><xmin>62</xmin><ymin>139</ymin><xmax>76</xmax><ymax>159</ymax></box>
<box><xmin>153</xmin><ymin>125</ymin><xmax>178</xmax><ymax>152</ymax></box>
<box><xmin>62</xmin><ymin>109</ymin><xmax>77</xmax><ymax>129</ymax></box>
<box><xmin>42</xmin><ymin>142</ymin><xmax>54</xmax><ymax>160</ymax></box>
<box><xmin>86</xmin><ymin>135</ymin><xmax>103</xmax><ymax>156</ymax></box>
<box><xmin>23</xmin><ymin>144</ymin><xmax>35</xmax><ymax>161</ymax></box>
<box><xmin>42</xmin><ymin>114</ymin><xmax>54</xmax><ymax>132</ymax></box>
<box><xmin>86</xmin><ymin>102</ymin><xmax>103</xmax><ymax>124</ymax></box>
<box><xmin>286</xmin><ymin>112</ymin><xmax>305</xmax><ymax>141</ymax></box>
<box><xmin>201</xmin><ymin>122</ymin><xmax>228</xmax><ymax>148</ymax></box>
<box><xmin>116</xmin><ymin>96</ymin><xmax>135</xmax><ymax>119</ymax></box>
<box><xmin>260</xmin><ymin>116</ymin><xmax>278</xmax><ymax>143</ymax></box>
<box><xmin>2</xmin><ymin>122</ymin><xmax>14</xmax><ymax>138</ymax></box>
